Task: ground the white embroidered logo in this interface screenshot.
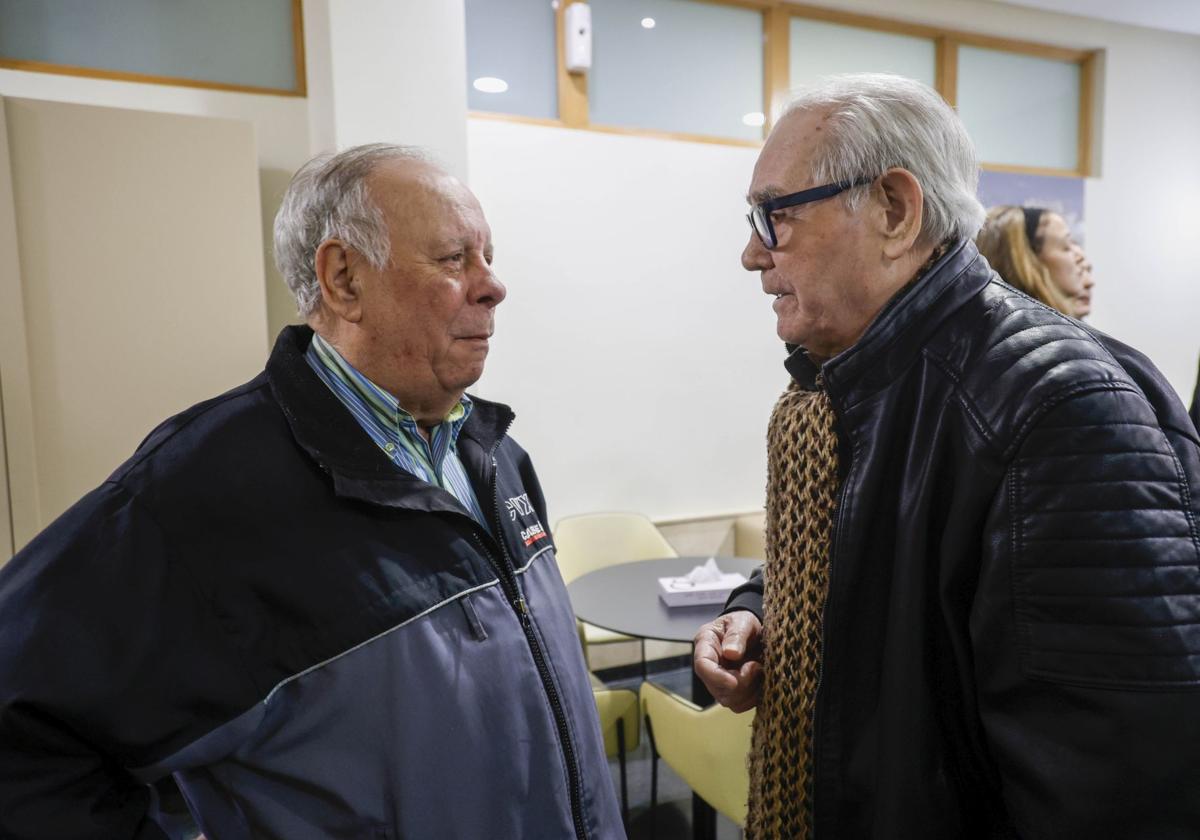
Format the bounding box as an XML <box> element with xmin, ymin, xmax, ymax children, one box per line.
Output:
<box><xmin>505</xmin><ymin>493</ymin><xmax>535</xmax><ymax>521</ymax></box>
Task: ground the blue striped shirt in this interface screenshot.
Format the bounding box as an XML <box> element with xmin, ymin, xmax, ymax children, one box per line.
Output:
<box><xmin>305</xmin><ymin>333</ymin><xmax>491</xmax><ymax>531</ymax></box>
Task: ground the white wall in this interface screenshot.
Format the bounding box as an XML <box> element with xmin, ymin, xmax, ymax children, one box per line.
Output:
<box><xmin>467</xmin><ymin>119</ymin><xmax>779</xmax><ymax>522</ymax></box>
<box><xmin>465</xmin><ymin>0</ymin><xmax>1200</xmax><ymax>525</ymax></box>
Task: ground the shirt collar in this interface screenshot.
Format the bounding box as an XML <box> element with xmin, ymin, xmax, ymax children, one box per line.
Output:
<box><xmin>308</xmin><ymin>331</ymin><xmax>474</xmax><ymax>442</ymax></box>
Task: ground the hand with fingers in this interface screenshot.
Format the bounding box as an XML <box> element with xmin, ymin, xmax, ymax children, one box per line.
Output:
<box><xmin>693</xmin><ymin>610</ymin><xmax>763</xmax><ymax>713</ymax></box>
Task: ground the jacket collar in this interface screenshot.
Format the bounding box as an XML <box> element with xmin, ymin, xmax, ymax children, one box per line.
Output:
<box><xmin>266</xmin><ymin>324</ymin><xmax>514</xmax><ymax>510</ymax></box>
<box><xmin>785</xmin><ymin>238</ymin><xmax>992</xmax><ymax>410</ymax></box>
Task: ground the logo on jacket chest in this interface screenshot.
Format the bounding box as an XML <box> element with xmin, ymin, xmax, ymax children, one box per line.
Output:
<box><xmin>506</xmin><ymin>493</ymin><xmax>548</xmax><ymax>546</ymax></box>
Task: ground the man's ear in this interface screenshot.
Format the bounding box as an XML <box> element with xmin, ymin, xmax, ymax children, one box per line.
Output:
<box><xmin>875</xmin><ymin>168</ymin><xmax>925</xmax><ymax>260</ymax></box>
<box><xmin>314</xmin><ymin>239</ymin><xmax>364</xmax><ymax>323</ymax></box>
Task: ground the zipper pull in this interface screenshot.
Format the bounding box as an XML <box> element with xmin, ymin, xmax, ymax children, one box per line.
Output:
<box><xmin>514</xmin><ymin>597</ymin><xmax>530</xmax><ymax>619</ymax></box>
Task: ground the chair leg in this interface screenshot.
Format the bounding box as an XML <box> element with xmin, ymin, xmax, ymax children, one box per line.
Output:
<box><xmin>645</xmin><ymin>714</ymin><xmax>659</xmax><ymax>835</ymax></box>
<box><xmin>616</xmin><ymin>718</ymin><xmax>628</xmax><ymax>828</ymax></box>
<box><xmin>640</xmin><ymin>638</ymin><xmax>647</xmax><ymax>681</ymax></box>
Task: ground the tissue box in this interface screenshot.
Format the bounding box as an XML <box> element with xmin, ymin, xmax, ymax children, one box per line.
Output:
<box><xmin>657</xmin><ymin>573</ymin><xmax>748</xmax><ymax>607</ymax></box>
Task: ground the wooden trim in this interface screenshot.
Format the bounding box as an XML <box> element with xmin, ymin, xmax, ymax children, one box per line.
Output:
<box><xmin>936</xmin><ymin>37</ymin><xmax>958</xmax><ymax>107</ymax></box>
<box><xmin>1077</xmin><ymin>50</ymin><xmax>1097</xmax><ymax>176</ymax></box>
<box><xmin>950</xmin><ymin>32</ymin><xmax>1089</xmax><ymax>63</ymax></box>
<box><xmin>469</xmin><ymin>110</ymin><xmax>566</xmax><ymax>129</ymax></box>
<box><xmin>981</xmin><ymin>161</ymin><xmax>1085</xmax><ymax>178</ymax></box>
<box><xmin>763</xmin><ymin>4</ymin><xmax>790</xmax><ymax>131</ymax></box>
<box><xmin>577</xmin><ymin>122</ymin><xmax>762</xmax><ymax>148</ymax></box>
<box><xmin>555</xmin><ymin>0</ymin><xmax>589</xmax><ymax>128</ymax></box>
<box><xmin>0</xmin><ymin>59</ymin><xmax>306</xmax><ymax>97</ymax></box>
<box><xmin>291</xmin><ymin>0</ymin><xmax>308</xmax><ymax>97</ymax></box>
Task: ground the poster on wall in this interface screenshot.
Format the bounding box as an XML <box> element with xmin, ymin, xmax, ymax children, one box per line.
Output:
<box><xmin>977</xmin><ymin>171</ymin><xmax>1086</xmax><ymax>243</ymax></box>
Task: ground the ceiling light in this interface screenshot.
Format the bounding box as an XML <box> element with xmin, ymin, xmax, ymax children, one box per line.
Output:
<box><xmin>641</xmin><ymin>17</ymin><xmax>656</xmax><ymax>28</ymax></box>
<box><xmin>473</xmin><ymin>77</ymin><xmax>509</xmax><ymax>94</ymax></box>
<box><xmin>742</xmin><ymin>111</ymin><xmax>766</xmax><ymax>127</ymax></box>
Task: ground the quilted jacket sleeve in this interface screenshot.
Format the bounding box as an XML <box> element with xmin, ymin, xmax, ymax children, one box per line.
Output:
<box><xmin>0</xmin><ymin>483</ymin><xmax>181</xmax><ymax>840</ymax></box>
<box><xmin>973</xmin><ymin>383</ymin><xmax>1200</xmax><ymax>838</ymax></box>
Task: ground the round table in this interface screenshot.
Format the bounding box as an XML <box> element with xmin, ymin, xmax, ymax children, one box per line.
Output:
<box><xmin>567</xmin><ymin>555</ymin><xmax>760</xmax><ymax>645</ymax></box>
<box><xmin>567</xmin><ymin>555</ymin><xmax>760</xmax><ymax>840</ymax></box>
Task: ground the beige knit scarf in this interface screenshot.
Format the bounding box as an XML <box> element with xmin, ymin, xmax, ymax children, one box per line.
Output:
<box><xmin>744</xmin><ymin>381</ymin><xmax>839</xmax><ymax>839</ymax></box>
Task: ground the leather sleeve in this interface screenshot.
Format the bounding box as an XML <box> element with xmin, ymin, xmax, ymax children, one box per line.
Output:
<box><xmin>973</xmin><ymin>383</ymin><xmax>1200</xmax><ymax>838</ymax></box>
<box><xmin>723</xmin><ymin>566</ymin><xmax>763</xmax><ymax>621</ymax></box>
<box><xmin>1191</xmin><ymin>357</ymin><xmax>1200</xmax><ymax>433</ymax></box>
<box><xmin>0</xmin><ymin>483</ymin><xmax>181</xmax><ymax>840</ymax></box>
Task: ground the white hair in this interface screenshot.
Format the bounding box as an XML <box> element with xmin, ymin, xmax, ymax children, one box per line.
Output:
<box><xmin>783</xmin><ymin>73</ymin><xmax>986</xmax><ymax>244</ymax></box>
<box><xmin>273</xmin><ymin>143</ymin><xmax>429</xmax><ymax>318</ymax></box>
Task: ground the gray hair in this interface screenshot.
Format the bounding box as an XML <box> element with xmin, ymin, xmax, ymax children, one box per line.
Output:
<box><xmin>783</xmin><ymin>73</ymin><xmax>985</xmax><ymax>244</ymax></box>
<box><xmin>273</xmin><ymin>143</ymin><xmax>429</xmax><ymax>318</ymax></box>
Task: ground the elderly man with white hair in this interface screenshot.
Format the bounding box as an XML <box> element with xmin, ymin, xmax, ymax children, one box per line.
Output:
<box><xmin>695</xmin><ymin>74</ymin><xmax>1200</xmax><ymax>838</ymax></box>
<box><xmin>0</xmin><ymin>145</ymin><xmax>623</xmax><ymax>839</ymax></box>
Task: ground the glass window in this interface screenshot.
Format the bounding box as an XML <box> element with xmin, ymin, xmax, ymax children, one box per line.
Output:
<box><xmin>590</xmin><ymin>0</ymin><xmax>764</xmax><ymax>142</ymax></box>
<box><xmin>957</xmin><ymin>46</ymin><xmax>1081</xmax><ymax>171</ymax></box>
<box><xmin>0</xmin><ymin>0</ymin><xmax>298</xmax><ymax>92</ymax></box>
<box><xmin>464</xmin><ymin>0</ymin><xmax>558</xmax><ymax>120</ymax></box>
<box><xmin>789</xmin><ymin>18</ymin><xmax>936</xmax><ymax>91</ymax></box>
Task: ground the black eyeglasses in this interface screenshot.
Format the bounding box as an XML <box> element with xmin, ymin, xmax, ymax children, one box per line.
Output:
<box><xmin>746</xmin><ymin>176</ymin><xmax>875</xmax><ymax>250</ymax></box>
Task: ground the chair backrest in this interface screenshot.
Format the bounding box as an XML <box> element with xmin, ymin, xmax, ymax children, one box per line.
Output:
<box><xmin>593</xmin><ymin>688</ymin><xmax>641</xmax><ymax>757</ymax></box>
<box><xmin>640</xmin><ymin>681</ymin><xmax>754</xmax><ymax>826</ymax></box>
<box><xmin>552</xmin><ymin>512</ymin><xmax>677</xmax><ymax>584</ymax></box>
<box><xmin>733</xmin><ymin>510</ymin><xmax>766</xmax><ymax>561</ymax></box>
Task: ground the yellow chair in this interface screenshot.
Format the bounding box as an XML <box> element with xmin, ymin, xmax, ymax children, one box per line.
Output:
<box><xmin>553</xmin><ymin>512</ymin><xmax>677</xmax><ymax>675</ymax></box>
<box><xmin>733</xmin><ymin>510</ymin><xmax>767</xmax><ymax>561</ymax></box>
<box><xmin>593</xmin><ymin>682</ymin><xmax>641</xmax><ymax>827</ymax></box>
<box><xmin>639</xmin><ymin>680</ymin><xmax>755</xmax><ymax>828</ymax></box>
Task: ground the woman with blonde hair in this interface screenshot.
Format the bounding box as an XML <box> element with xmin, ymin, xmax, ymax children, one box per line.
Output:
<box><xmin>976</xmin><ymin>205</ymin><xmax>1094</xmax><ymax>318</ymax></box>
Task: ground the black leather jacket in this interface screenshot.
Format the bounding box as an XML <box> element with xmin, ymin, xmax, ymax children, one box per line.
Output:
<box><xmin>1191</xmin><ymin>357</ymin><xmax>1199</xmax><ymax>431</ymax></box>
<box><xmin>728</xmin><ymin>240</ymin><xmax>1200</xmax><ymax>839</ymax></box>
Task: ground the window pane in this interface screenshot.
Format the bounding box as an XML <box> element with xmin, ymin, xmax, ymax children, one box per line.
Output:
<box><xmin>957</xmin><ymin>46</ymin><xmax>1080</xmax><ymax>171</ymax></box>
<box><xmin>789</xmin><ymin>18</ymin><xmax>936</xmax><ymax>90</ymax></box>
<box><xmin>0</xmin><ymin>0</ymin><xmax>298</xmax><ymax>91</ymax></box>
<box><xmin>465</xmin><ymin>0</ymin><xmax>557</xmax><ymax>120</ymax></box>
<box><xmin>590</xmin><ymin>0</ymin><xmax>763</xmax><ymax>142</ymax></box>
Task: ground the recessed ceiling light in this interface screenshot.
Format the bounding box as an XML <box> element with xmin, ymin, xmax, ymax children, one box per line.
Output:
<box><xmin>473</xmin><ymin>77</ymin><xmax>509</xmax><ymax>94</ymax></box>
<box><xmin>641</xmin><ymin>17</ymin><xmax>656</xmax><ymax>29</ymax></box>
<box><xmin>742</xmin><ymin>111</ymin><xmax>766</xmax><ymax>127</ymax></box>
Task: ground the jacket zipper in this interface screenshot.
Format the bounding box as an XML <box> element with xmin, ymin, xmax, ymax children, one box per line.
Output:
<box><xmin>808</xmin><ymin>373</ymin><xmax>853</xmax><ymax>834</ymax></box>
<box><xmin>474</xmin><ymin>450</ymin><xmax>588</xmax><ymax>840</ymax></box>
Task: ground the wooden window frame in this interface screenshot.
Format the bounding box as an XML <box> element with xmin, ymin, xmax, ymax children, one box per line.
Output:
<box><xmin>0</xmin><ymin>0</ymin><xmax>307</xmax><ymax>98</ymax></box>
<box><xmin>471</xmin><ymin>0</ymin><xmax>1097</xmax><ymax>176</ymax></box>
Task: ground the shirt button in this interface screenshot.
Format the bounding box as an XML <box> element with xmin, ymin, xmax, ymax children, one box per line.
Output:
<box><xmin>384</xmin><ymin>443</ymin><xmax>396</xmax><ymax>453</ymax></box>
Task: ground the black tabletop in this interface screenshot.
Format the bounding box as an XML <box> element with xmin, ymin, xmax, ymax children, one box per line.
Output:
<box><xmin>566</xmin><ymin>556</ymin><xmax>761</xmax><ymax>644</ymax></box>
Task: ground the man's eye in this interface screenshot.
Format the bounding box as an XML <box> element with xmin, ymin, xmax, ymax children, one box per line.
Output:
<box><xmin>442</xmin><ymin>252</ymin><xmax>465</xmax><ymax>263</ymax></box>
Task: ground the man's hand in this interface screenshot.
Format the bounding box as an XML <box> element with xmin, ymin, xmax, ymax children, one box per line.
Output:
<box><xmin>693</xmin><ymin>611</ymin><xmax>763</xmax><ymax>713</ymax></box>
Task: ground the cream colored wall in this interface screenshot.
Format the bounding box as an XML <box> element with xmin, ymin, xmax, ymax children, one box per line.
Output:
<box><xmin>1</xmin><ymin>98</ymin><xmax>268</xmax><ymax>545</ymax></box>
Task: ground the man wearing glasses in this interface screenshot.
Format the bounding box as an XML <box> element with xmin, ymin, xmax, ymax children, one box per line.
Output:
<box><xmin>694</xmin><ymin>74</ymin><xmax>1200</xmax><ymax>838</ymax></box>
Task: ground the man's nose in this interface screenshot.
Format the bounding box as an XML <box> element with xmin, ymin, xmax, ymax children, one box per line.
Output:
<box><xmin>472</xmin><ymin>260</ymin><xmax>506</xmax><ymax>307</ymax></box>
<box><xmin>742</xmin><ymin>233</ymin><xmax>773</xmax><ymax>272</ymax></box>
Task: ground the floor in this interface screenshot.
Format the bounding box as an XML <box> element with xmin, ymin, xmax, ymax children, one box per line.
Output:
<box><xmin>601</xmin><ymin>665</ymin><xmax>742</xmax><ymax>840</ymax></box>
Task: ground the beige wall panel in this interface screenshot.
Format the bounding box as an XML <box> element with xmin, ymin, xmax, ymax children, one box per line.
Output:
<box><xmin>0</xmin><ymin>96</ymin><xmax>40</xmax><ymax>559</ymax></box>
<box><xmin>4</xmin><ymin>98</ymin><xmax>267</xmax><ymax>537</ymax></box>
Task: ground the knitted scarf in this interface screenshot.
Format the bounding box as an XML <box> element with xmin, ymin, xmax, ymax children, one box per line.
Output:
<box><xmin>745</xmin><ymin>382</ymin><xmax>839</xmax><ymax>839</ymax></box>
<box><xmin>745</xmin><ymin>243</ymin><xmax>951</xmax><ymax>838</ymax></box>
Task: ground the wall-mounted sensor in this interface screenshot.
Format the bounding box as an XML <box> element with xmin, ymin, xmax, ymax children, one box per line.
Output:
<box><xmin>564</xmin><ymin>3</ymin><xmax>591</xmax><ymax>74</ymax></box>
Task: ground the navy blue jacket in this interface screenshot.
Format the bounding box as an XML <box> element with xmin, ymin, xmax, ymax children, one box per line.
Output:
<box><xmin>0</xmin><ymin>325</ymin><xmax>623</xmax><ymax>839</ymax></box>
<box><xmin>727</xmin><ymin>240</ymin><xmax>1200</xmax><ymax>838</ymax></box>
